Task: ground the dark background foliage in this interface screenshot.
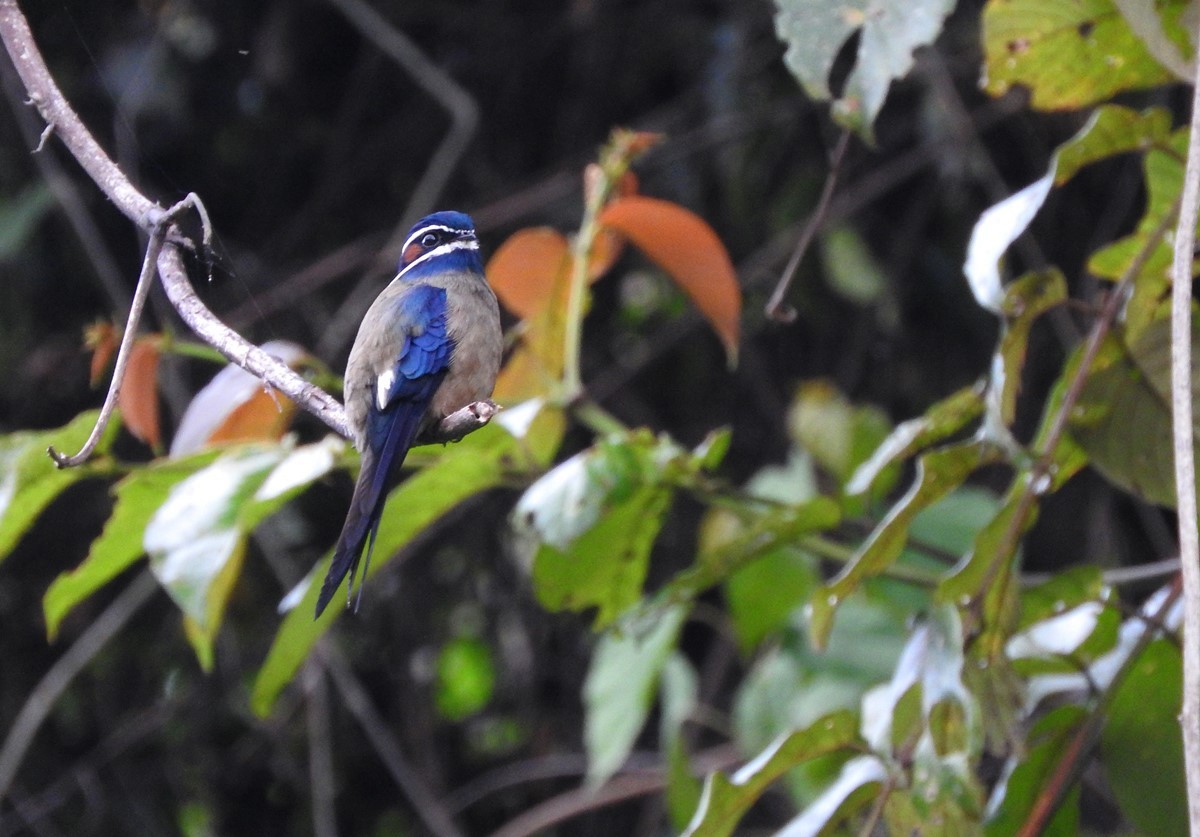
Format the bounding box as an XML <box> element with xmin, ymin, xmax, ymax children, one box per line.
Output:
<box><xmin>0</xmin><ymin>0</ymin><xmax>1179</xmax><ymax>833</ymax></box>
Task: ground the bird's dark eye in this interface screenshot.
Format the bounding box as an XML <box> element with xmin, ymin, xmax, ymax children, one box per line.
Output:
<box><xmin>420</xmin><ymin>232</ymin><xmax>440</xmax><ymax>247</ymax></box>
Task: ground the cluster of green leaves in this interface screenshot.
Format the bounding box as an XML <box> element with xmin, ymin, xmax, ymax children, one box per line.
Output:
<box><xmin>1</xmin><ymin>0</ymin><xmax>1197</xmax><ymax>833</ymax></box>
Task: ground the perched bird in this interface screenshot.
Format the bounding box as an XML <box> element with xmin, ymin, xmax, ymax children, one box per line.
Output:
<box><xmin>314</xmin><ymin>211</ymin><xmax>502</xmax><ymax>618</ymax></box>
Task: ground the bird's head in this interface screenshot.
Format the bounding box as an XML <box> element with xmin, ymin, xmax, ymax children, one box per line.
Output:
<box><xmin>396</xmin><ymin>211</ymin><xmax>482</xmax><ymax>281</ymax></box>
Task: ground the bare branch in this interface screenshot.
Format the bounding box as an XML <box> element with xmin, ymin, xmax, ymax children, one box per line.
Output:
<box><xmin>1168</xmin><ymin>18</ymin><xmax>1200</xmax><ymax>831</ymax></box>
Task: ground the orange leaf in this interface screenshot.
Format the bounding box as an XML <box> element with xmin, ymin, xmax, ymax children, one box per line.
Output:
<box><xmin>85</xmin><ymin>322</ymin><xmax>119</xmax><ymax>387</ymax></box>
<box><xmin>170</xmin><ymin>340</ymin><xmax>308</xmax><ymax>456</ymax></box>
<box><xmin>206</xmin><ymin>390</ymin><xmax>297</xmax><ymax>446</ymax></box>
<box><xmin>598</xmin><ymin>196</ymin><xmax>741</xmax><ymax>364</ymax></box>
<box><xmin>118</xmin><ymin>338</ymin><xmax>161</xmax><ymax>449</ymax></box>
<box><xmin>486</xmin><ymin>227</ymin><xmax>571</xmax><ymax>319</ymax></box>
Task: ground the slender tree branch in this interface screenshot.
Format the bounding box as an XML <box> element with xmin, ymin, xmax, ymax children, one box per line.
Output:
<box><xmin>303</xmin><ymin>662</ymin><xmax>339</xmax><ymax>837</ymax></box>
<box><xmin>764</xmin><ymin>127</ymin><xmax>851</xmax><ymax>322</ymax></box>
<box><xmin>1169</xmin><ymin>21</ymin><xmax>1200</xmax><ymax>832</ymax></box>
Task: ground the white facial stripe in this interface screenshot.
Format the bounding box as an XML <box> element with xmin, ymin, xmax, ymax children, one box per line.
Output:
<box><xmin>376</xmin><ymin>369</ymin><xmax>396</xmax><ymax>411</ymax></box>
<box><xmin>401</xmin><ymin>224</ymin><xmax>471</xmax><ymax>253</ymax></box>
<box><xmin>395</xmin><ymin>238</ymin><xmax>479</xmax><ymax>281</ymax></box>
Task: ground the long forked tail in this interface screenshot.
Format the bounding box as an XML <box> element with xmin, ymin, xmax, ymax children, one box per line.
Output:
<box><xmin>313</xmin><ymin>402</ymin><xmax>427</xmax><ymax>618</ymax></box>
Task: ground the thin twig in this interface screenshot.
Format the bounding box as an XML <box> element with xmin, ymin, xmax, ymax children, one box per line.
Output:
<box><xmin>1022</xmin><ymin>558</ymin><xmax>1183</xmax><ymax>588</ymax></box>
<box><xmin>304</xmin><ymin>662</ymin><xmax>339</xmax><ymax>837</ymax></box>
<box><xmin>46</xmin><ymin>194</ymin><xmax>203</xmax><ymax>467</ymax></box>
<box><xmin>764</xmin><ymin>127</ymin><xmax>852</xmax><ymax>322</ymax></box>
<box><xmin>487</xmin><ymin>745</ymin><xmax>740</xmax><ymax>837</ymax></box>
<box><xmin>0</xmin><ymin>571</ymin><xmax>158</xmax><ymax>803</ymax></box>
<box><xmin>1169</xmin><ymin>21</ymin><xmax>1200</xmax><ymax>832</ymax></box>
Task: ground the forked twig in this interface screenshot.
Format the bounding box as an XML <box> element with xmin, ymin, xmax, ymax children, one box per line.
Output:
<box><xmin>47</xmin><ymin>194</ymin><xmax>209</xmax><ymax>467</ymax></box>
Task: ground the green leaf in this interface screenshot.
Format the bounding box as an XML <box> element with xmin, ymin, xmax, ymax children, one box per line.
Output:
<box><xmin>982</xmin><ymin>0</ymin><xmax>1189</xmax><ymax>110</ymax></box>
<box><xmin>1071</xmin><ymin>319</ymin><xmax>1200</xmax><ymax>507</ymax></box>
<box><xmin>683</xmin><ymin>710</ymin><xmax>862</xmax><ymax>837</ymax></box>
<box><xmin>145</xmin><ymin>445</ymin><xmax>286</xmax><ymax>665</ymax></box>
<box><xmin>820</xmin><ymin>226</ymin><xmax>887</xmax><ymax>306</ymax></box>
<box><xmin>1053</xmin><ymin>105</ymin><xmax>1174</xmax><ymax>184</ymax></box>
<box><xmin>1088</xmin><ymin>128</ymin><xmax>1188</xmax><ymax>341</ymax></box>
<box><xmin>0</xmin><ymin>410</ymin><xmax>116</xmax><ymax>564</ymax></box>
<box><xmin>991</xmin><ymin>269</ymin><xmax>1068</xmax><ymax>426</ymax></box>
<box><xmin>773</xmin><ymin>0</ymin><xmax>956</xmax><ymax>141</ymax></box>
<box><xmin>788</xmin><ymin>380</ymin><xmax>893</xmax><ymax>493</ymax></box>
<box><xmin>725</xmin><ymin>548</ymin><xmax>818</xmax><ymax>653</ymax></box>
<box><xmin>435</xmin><ymin>637</ymin><xmax>496</xmax><ymax>721</ymax></box>
<box><xmin>530</xmin><ymin>483</ymin><xmax>671</xmax><ymax>626</ymax></box>
<box><xmin>985</xmin><ymin>706</ymin><xmax>1085</xmax><ymax>836</ymax></box>
<box><xmin>251</xmin><ymin>426</ymin><xmax>518</xmax><ymax>717</ymax></box>
<box><xmin>1101</xmin><ymin>639</ymin><xmax>1186</xmax><ymax>836</ymax></box>
<box><xmin>810</xmin><ymin>441</ymin><xmax>1000</xmax><ymax>649</ymax></box>
<box><xmin>145</xmin><ymin>447</ymin><xmax>283</xmax><ymax>623</ymax></box>
<box><xmin>661</xmin><ymin>653</ymin><xmax>702</xmax><ymax>831</ymax></box>
<box><xmin>584</xmin><ymin>603</ymin><xmax>688</xmax><ymax>787</ymax></box>
<box><xmin>846</xmin><ymin>385</ymin><xmax>984</xmax><ymax>496</ymax></box>
<box><xmin>44</xmin><ymin>450</ymin><xmax>222</xmax><ymax>639</ymax></box>
<box><xmin>516</xmin><ymin>432</ymin><xmax>685</xmax><ymax>627</ymax></box>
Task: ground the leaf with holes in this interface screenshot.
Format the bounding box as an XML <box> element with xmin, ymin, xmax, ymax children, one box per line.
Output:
<box><xmin>982</xmin><ymin>0</ymin><xmax>1191</xmax><ymax>110</ymax></box>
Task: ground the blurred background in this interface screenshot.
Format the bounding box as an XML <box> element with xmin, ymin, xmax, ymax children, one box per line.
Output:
<box><xmin>0</xmin><ymin>0</ymin><xmax>1182</xmax><ymax>834</ymax></box>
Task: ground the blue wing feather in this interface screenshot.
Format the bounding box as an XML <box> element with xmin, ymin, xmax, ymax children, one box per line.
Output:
<box><xmin>315</xmin><ymin>285</ymin><xmax>452</xmax><ymax>617</ymax></box>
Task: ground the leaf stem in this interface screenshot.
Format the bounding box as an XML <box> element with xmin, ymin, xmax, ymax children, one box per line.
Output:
<box><xmin>562</xmin><ymin>130</ymin><xmax>659</xmax><ymax>400</ymax></box>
